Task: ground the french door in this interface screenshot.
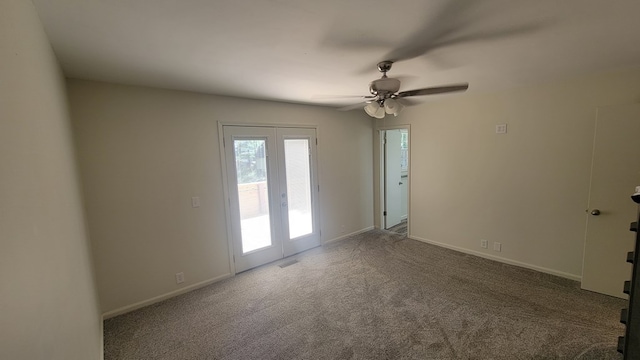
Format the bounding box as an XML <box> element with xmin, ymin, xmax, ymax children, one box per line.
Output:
<box><xmin>223</xmin><ymin>126</ymin><xmax>320</xmax><ymax>272</ymax></box>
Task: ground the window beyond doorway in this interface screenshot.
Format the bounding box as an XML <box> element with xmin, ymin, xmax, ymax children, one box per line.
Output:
<box><xmin>400</xmin><ymin>129</ymin><xmax>408</xmax><ymax>172</ymax></box>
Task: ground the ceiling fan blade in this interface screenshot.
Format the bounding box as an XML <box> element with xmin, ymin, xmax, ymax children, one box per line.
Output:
<box><xmin>312</xmin><ymin>94</ymin><xmax>375</xmax><ymax>100</ymax></box>
<box><xmin>384</xmin><ymin>24</ymin><xmax>543</xmax><ymax>66</ymax></box>
<box><xmin>322</xmin><ymin>1</ymin><xmax>546</xmax><ymax>74</ymax></box>
<box><xmin>396</xmin><ymin>98</ymin><xmax>421</xmax><ymax>107</ymax></box>
<box><xmin>397</xmin><ymin>83</ymin><xmax>468</xmax><ymax>98</ymax></box>
<box><xmin>337</xmin><ymin>101</ymin><xmax>371</xmax><ymax>111</ymax></box>
<box><xmin>322</xmin><ymin>2</ymin><xmax>468</xmax><ymax>74</ymax></box>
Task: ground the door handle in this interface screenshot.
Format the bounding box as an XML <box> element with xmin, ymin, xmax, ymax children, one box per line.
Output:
<box><xmin>399</xmin><ymin>181</ymin><xmax>403</xmax><ymax>185</ymax></box>
<box><xmin>590</xmin><ymin>209</ymin><xmax>601</xmax><ymax>216</ymax></box>
<box><xmin>281</xmin><ymin>202</ymin><xmax>288</xmax><ymax>207</ymax></box>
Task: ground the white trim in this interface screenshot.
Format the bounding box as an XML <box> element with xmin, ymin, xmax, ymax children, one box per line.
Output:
<box><xmin>375</xmin><ymin>124</ymin><xmax>412</xmax><ymax>131</ymax></box>
<box><xmin>102</xmin><ymin>273</ymin><xmax>232</xmax><ymax>319</ymax></box>
<box><xmin>218</xmin><ymin>122</ymin><xmax>318</xmax><ymax>129</ymax></box>
<box><xmin>408</xmin><ymin>235</ymin><xmax>582</xmax><ymax>282</ymax></box>
<box><xmin>378</xmin><ymin>131</ymin><xmax>386</xmax><ymax>228</ymax></box>
<box><xmin>99</xmin><ymin>314</ymin><xmax>104</xmax><ymax>360</ymax></box>
<box><xmin>218</xmin><ymin>121</ymin><xmax>237</xmax><ymax>276</ymax></box>
<box><xmin>324</xmin><ymin>226</ymin><xmax>375</xmax><ymax>245</ymax></box>
<box><xmin>314</xmin><ymin>125</ymin><xmax>324</xmax><ymax>245</ymax></box>
<box><xmin>580</xmin><ymin>108</ymin><xmax>599</xmax><ymax>278</ymax></box>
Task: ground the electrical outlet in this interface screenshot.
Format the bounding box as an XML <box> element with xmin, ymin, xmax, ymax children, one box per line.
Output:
<box><xmin>480</xmin><ymin>239</ymin><xmax>488</xmax><ymax>249</ymax></box>
<box><xmin>495</xmin><ymin>124</ymin><xmax>507</xmax><ymax>134</ymax></box>
<box><xmin>493</xmin><ymin>242</ymin><xmax>502</xmax><ymax>252</ymax></box>
<box><xmin>175</xmin><ymin>272</ymin><xmax>184</xmax><ymax>284</ymax></box>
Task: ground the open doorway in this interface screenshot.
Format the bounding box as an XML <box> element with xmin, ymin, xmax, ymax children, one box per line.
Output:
<box><xmin>380</xmin><ymin>128</ymin><xmax>409</xmax><ymax>236</ymax></box>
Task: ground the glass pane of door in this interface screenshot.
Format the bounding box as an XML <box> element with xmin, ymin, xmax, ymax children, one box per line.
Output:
<box><xmin>283</xmin><ymin>139</ymin><xmax>313</xmax><ymax>239</ymax></box>
<box><xmin>234</xmin><ymin>139</ymin><xmax>272</xmax><ymax>253</ymax></box>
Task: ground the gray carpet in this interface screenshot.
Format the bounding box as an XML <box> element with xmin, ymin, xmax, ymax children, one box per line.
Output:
<box><xmin>104</xmin><ymin>230</ymin><xmax>625</xmax><ymax>359</ymax></box>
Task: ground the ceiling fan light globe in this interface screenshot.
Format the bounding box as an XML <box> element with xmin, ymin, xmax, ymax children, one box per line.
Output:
<box><xmin>373</xmin><ymin>105</ymin><xmax>386</xmax><ymax>118</ymax></box>
<box><xmin>364</xmin><ymin>102</ymin><xmax>379</xmax><ymax>117</ymax></box>
<box><xmin>384</xmin><ymin>99</ymin><xmax>397</xmax><ymax>114</ymax></box>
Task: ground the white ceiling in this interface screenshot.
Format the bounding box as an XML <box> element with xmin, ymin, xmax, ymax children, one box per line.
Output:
<box><xmin>32</xmin><ymin>0</ymin><xmax>640</xmax><ymax>107</ymax></box>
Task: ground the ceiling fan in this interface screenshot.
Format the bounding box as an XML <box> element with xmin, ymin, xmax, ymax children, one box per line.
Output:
<box><xmin>339</xmin><ymin>60</ymin><xmax>468</xmax><ymax>118</ymax></box>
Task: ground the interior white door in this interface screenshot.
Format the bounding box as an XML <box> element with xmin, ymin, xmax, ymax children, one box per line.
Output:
<box><xmin>224</xmin><ymin>126</ymin><xmax>320</xmax><ymax>272</ymax></box>
<box><xmin>277</xmin><ymin>128</ymin><xmax>321</xmax><ymax>257</ymax></box>
<box><xmin>385</xmin><ymin>130</ymin><xmax>403</xmax><ymax>228</ymax></box>
<box><xmin>582</xmin><ymin>103</ymin><xmax>640</xmax><ymax>298</ymax></box>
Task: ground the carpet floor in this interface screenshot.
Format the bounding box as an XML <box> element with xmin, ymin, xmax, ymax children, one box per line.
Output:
<box><xmin>104</xmin><ymin>229</ymin><xmax>625</xmax><ymax>359</ymax></box>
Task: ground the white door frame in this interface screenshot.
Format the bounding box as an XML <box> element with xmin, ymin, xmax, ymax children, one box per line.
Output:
<box><xmin>217</xmin><ymin>122</ymin><xmax>322</xmax><ymax>275</ymax></box>
<box><xmin>377</xmin><ymin>124</ymin><xmax>411</xmax><ymax>234</ymax></box>
<box><xmin>383</xmin><ymin>129</ymin><xmax>403</xmax><ymax>228</ymax></box>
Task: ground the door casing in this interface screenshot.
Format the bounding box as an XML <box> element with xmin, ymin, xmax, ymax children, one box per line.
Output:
<box><xmin>384</xmin><ymin>129</ymin><xmax>404</xmax><ymax>228</ymax></box>
<box><xmin>377</xmin><ymin>125</ymin><xmax>411</xmax><ymax>233</ymax></box>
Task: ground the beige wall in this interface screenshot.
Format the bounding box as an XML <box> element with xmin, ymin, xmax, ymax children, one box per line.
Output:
<box><xmin>375</xmin><ymin>67</ymin><xmax>640</xmax><ymax>280</ymax></box>
<box><xmin>67</xmin><ymin>80</ymin><xmax>374</xmax><ymax>315</ymax></box>
<box><xmin>0</xmin><ymin>1</ymin><xmax>102</xmax><ymax>359</ymax></box>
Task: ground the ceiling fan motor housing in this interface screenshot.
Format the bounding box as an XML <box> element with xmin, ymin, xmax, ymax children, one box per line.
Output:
<box><xmin>369</xmin><ymin>77</ymin><xmax>401</xmax><ymax>96</ymax></box>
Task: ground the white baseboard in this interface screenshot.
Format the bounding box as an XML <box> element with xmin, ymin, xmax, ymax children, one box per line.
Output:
<box><xmin>99</xmin><ymin>314</ymin><xmax>104</xmax><ymax>360</ymax></box>
<box><xmin>324</xmin><ymin>226</ymin><xmax>375</xmax><ymax>244</ymax></box>
<box><xmin>102</xmin><ymin>273</ymin><xmax>232</xmax><ymax>319</ymax></box>
<box><xmin>408</xmin><ymin>235</ymin><xmax>582</xmax><ymax>282</ymax></box>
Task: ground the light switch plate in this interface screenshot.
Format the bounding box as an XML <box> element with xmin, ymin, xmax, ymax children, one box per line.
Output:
<box><xmin>191</xmin><ymin>196</ymin><xmax>200</xmax><ymax>208</ymax></box>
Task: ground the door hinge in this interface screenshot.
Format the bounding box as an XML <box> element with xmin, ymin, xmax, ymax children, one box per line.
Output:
<box><xmin>316</xmin><ymin>138</ymin><xmax>318</xmax><ymax>146</ymax></box>
<box><xmin>317</xmin><ymin>184</ymin><xmax>320</xmax><ymax>192</ymax></box>
<box><xmin>383</xmin><ymin>211</ymin><xmax>387</xmax><ymax>216</ymax></box>
<box><xmin>233</xmin><ymin>254</ymin><xmax>235</xmax><ymax>263</ymax></box>
<box><xmin>223</xmin><ymin>137</ymin><xmax>226</xmax><ymax>147</ymax></box>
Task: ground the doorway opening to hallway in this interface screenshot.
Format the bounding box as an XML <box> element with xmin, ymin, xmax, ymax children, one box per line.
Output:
<box><xmin>380</xmin><ymin>128</ymin><xmax>409</xmax><ymax>236</ymax></box>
